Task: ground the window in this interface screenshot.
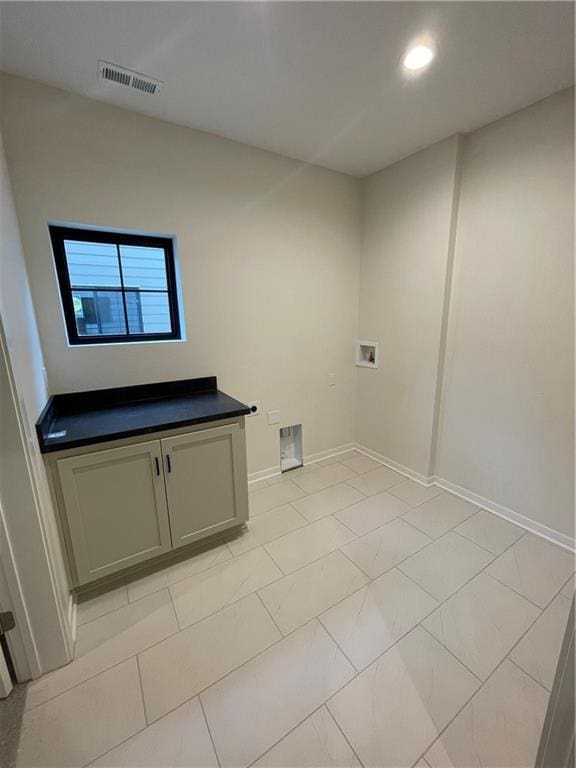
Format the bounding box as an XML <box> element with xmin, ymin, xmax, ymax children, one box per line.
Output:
<box><xmin>49</xmin><ymin>226</ymin><xmax>182</xmax><ymax>345</ymax></box>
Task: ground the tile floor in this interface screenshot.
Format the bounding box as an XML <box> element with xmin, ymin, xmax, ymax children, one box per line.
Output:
<box><xmin>17</xmin><ymin>450</ymin><xmax>575</xmax><ymax>768</ymax></box>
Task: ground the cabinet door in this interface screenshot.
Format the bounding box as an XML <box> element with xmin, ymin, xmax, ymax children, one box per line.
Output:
<box><xmin>162</xmin><ymin>423</ymin><xmax>249</xmax><ymax>548</ymax></box>
<box><xmin>58</xmin><ymin>440</ymin><xmax>171</xmax><ymax>584</ymax></box>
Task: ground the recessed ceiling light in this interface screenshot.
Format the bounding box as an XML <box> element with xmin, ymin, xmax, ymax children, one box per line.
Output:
<box><xmin>403</xmin><ymin>45</ymin><xmax>435</xmax><ymax>71</ymax></box>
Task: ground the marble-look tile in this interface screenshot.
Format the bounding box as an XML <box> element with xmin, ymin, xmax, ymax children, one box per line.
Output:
<box><xmin>423</xmin><ymin>573</ymin><xmax>539</xmax><ymax>679</ymax></box>
<box><xmin>26</xmin><ymin>590</ymin><xmax>178</xmax><ymax>709</ymax></box>
<box><xmin>265</xmin><ymin>516</ymin><xmax>356</xmax><ymax>574</ymax></box>
<box><xmin>253</xmin><ymin>707</ymin><xmax>360</xmax><ymax>768</ymax></box>
<box><xmin>249</xmin><ymin>481</ymin><xmax>306</xmax><ymax>516</ymax></box>
<box><xmin>249</xmin><ymin>478</ymin><xmax>270</xmax><ymax>489</ymax></box>
<box><xmin>425</xmin><ymin>661</ymin><xmax>548</xmax><ymax>768</ymax></box>
<box><xmin>292</xmin><ymin>483</ymin><xmax>365</xmax><ymax>523</ymax></box>
<box><xmin>347</xmin><ymin>466</ymin><xmax>404</xmax><ymax>496</ymax></box>
<box><xmin>510</xmin><ymin>593</ymin><xmax>572</xmax><ymax>689</ymax></box>
<box><xmin>320</xmin><ymin>569</ymin><xmax>438</xmax><ymax>670</ymax></box>
<box><xmin>259</xmin><ymin>551</ymin><xmax>369</xmax><ymax>635</ymax></box>
<box><xmin>91</xmin><ymin>697</ymin><xmax>218</xmax><ymax>767</ymax></box>
<box><xmin>316</xmin><ymin>452</ymin><xmax>359</xmax><ymax>466</ymax></box>
<box><xmin>127</xmin><ymin>541</ymin><xmax>232</xmax><ymax>602</ymax></box>
<box><xmin>201</xmin><ymin>620</ymin><xmax>355</xmax><ymax>768</ymax></box>
<box><xmin>487</xmin><ymin>534</ymin><xmax>575</xmax><ymax>607</ymax></box>
<box><xmin>328</xmin><ymin>627</ymin><xmax>479</xmax><ymax>768</ymax></box>
<box><xmin>292</xmin><ymin>463</ymin><xmax>357</xmax><ymax>494</ymax></box>
<box><xmin>139</xmin><ymin>594</ymin><xmax>280</xmax><ymax>723</ymax></box>
<box><xmin>226</xmin><ymin>504</ymin><xmax>307</xmax><ymax>557</ymax></box>
<box><xmin>335</xmin><ymin>491</ymin><xmax>411</xmax><ymax>537</ymax></box>
<box><xmin>454</xmin><ymin>509</ymin><xmax>524</xmax><ymax>555</ymax></box>
<box><xmin>398</xmin><ymin>532</ymin><xmax>494</xmax><ymax>601</ymax></box>
<box><xmin>17</xmin><ymin>659</ymin><xmax>145</xmax><ymax>768</ymax></box>
<box><xmin>170</xmin><ymin>546</ymin><xmax>282</xmax><ymax>628</ymax></box>
<box><xmin>342</xmin><ymin>518</ymin><xmax>431</xmax><ymax>579</ymax></box>
<box><xmin>387</xmin><ymin>479</ymin><xmax>443</xmax><ymax>507</ymax></box>
<box><xmin>340</xmin><ymin>453</ymin><xmax>382</xmax><ymax>475</ymax></box>
<box><xmin>402</xmin><ymin>493</ymin><xmax>479</xmax><ymax>539</ymax></box>
<box><xmin>77</xmin><ymin>586</ymin><xmax>129</xmax><ymax>626</ymax></box>
<box><xmin>265</xmin><ymin>464</ymin><xmax>321</xmax><ymax>484</ymax></box>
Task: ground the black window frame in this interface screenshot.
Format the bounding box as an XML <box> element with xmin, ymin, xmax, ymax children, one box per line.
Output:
<box><xmin>49</xmin><ymin>225</ymin><xmax>182</xmax><ymax>345</ymax></box>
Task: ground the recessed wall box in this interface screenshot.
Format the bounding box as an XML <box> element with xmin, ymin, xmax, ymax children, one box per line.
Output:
<box><xmin>280</xmin><ymin>424</ymin><xmax>303</xmax><ymax>472</ymax></box>
<box><xmin>356</xmin><ymin>340</ymin><xmax>379</xmax><ymax>369</ymax></box>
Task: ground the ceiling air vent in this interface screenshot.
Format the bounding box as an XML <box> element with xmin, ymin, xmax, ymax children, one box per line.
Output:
<box><xmin>98</xmin><ymin>61</ymin><xmax>161</xmax><ymax>95</ymax></box>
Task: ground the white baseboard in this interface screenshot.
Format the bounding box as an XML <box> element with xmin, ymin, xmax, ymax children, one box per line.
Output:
<box><xmin>248</xmin><ymin>443</ymin><xmax>355</xmax><ymax>485</ymax></box>
<box><xmin>353</xmin><ymin>443</ymin><xmax>575</xmax><ymax>553</ymax></box>
<box><xmin>432</xmin><ymin>475</ymin><xmax>576</xmax><ymax>553</ymax></box>
<box><xmin>248</xmin><ymin>440</ymin><xmax>575</xmax><ymax>553</ymax></box>
<box><xmin>352</xmin><ymin>443</ymin><xmax>433</xmax><ymax>486</ymax></box>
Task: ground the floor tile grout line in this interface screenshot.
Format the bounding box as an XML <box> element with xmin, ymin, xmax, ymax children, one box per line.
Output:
<box><xmin>387</xmin><ymin>484</ymin><xmax>444</xmax><ymax>509</ymax></box>
<box><xmin>485</xmin><ymin>569</ymin><xmax>554</xmax><ymax>611</ymax></box>
<box><xmin>40</xmin><ymin>557</ymin><xmax>567</xmax><ymax>768</ymax></box>
<box><xmin>418</xmin><ymin>623</ymin><xmax>483</xmax><ymax>684</ymax></box>
<box><xmin>146</xmin><ymin>615</ymin><xmax>356</xmax><ymax>735</ymax></box>
<box><xmin>243</xmin><ymin>701</ymin><xmax>337</xmax><ymax>768</ymax></box>
<box><xmin>134</xmin><ymin>653</ymin><xmax>150</xmax><ymax>725</ymax></box>
<box><xmin>255</xmin><ymin>591</ymin><xmax>284</xmax><ymax>638</ymax></box>
<box><xmin>263</xmin><ymin>529</ymin><xmax>361</xmax><ymax>579</ymax></box>
<box><xmin>324</xmin><ymin>704</ymin><xmax>366</xmax><ymax>768</ymax></box>
<box><xmin>316</xmin><ymin>614</ymin><xmax>360</xmax><ymax>674</ymax></box>
<box><xmin>227</xmin><ymin>515</ymin><xmax>310</xmax><ymax>558</ymax></box>
<box><xmin>43</xmin><ymin>487</ymin><xmax>569</xmax><ymax>764</ymax></box>
<box><xmin>395</xmin><ymin>534</ymin><xmax>498</xmax><ymax>604</ymax></box>
<box><xmin>410</xmin><ymin>528</ymin><xmax>533</xmax><ymax>624</ymax></box>
<box><xmin>199</xmin><ymin>693</ymin><xmax>223</xmax><ymax>768</ymax></box>
<box><xmin>43</xmin><ymin>502</ymin><xmax>546</xmax><ymax>716</ymax></box>
<box><xmin>450</xmin><ymin>524</ymin><xmax>521</xmax><ymax>556</ymax></box>
<box><xmin>24</xmin><ymin>614</ymin><xmax>184</xmax><ymax>714</ymax></box>
<box><xmin>412</xmin><ymin>577</ymin><xmax>556</xmax><ymax>766</ymax></box>
<box><xmin>507</xmin><ymin>656</ymin><xmax>551</xmax><ymax>693</ymax></box>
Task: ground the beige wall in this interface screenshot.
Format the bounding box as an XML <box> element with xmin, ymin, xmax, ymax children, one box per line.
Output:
<box><xmin>0</xmin><ymin>74</ymin><xmax>361</xmax><ymax>474</ymax></box>
<box><xmin>356</xmin><ymin>88</ymin><xmax>574</xmax><ymax>543</ymax></box>
<box><xmin>356</xmin><ymin>136</ymin><xmax>461</xmax><ymax>478</ymax></box>
<box><xmin>1</xmin><ymin>74</ymin><xmax>573</xmax><ymax>544</ymax></box>
<box><xmin>436</xmin><ymin>89</ymin><xmax>575</xmax><ymax>541</ymax></box>
<box><xmin>0</xmin><ymin>131</ymin><xmax>73</xmax><ymax>673</ymax></box>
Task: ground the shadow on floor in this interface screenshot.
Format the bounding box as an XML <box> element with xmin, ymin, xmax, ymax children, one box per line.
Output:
<box><xmin>0</xmin><ymin>684</ymin><xmax>27</xmax><ymax>768</ymax></box>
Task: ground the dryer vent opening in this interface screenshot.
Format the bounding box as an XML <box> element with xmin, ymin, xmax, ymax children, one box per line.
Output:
<box><xmin>280</xmin><ymin>424</ymin><xmax>303</xmax><ymax>473</ymax></box>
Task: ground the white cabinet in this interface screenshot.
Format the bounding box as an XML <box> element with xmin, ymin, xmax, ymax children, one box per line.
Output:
<box><xmin>58</xmin><ymin>440</ymin><xmax>171</xmax><ymax>584</ymax></box>
<box><xmin>56</xmin><ymin>421</ymin><xmax>249</xmax><ymax>585</ymax></box>
<box><xmin>162</xmin><ymin>423</ymin><xmax>248</xmax><ymax>548</ymax></box>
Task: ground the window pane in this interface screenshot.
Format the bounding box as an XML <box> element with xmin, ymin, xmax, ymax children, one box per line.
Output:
<box><xmin>126</xmin><ymin>291</ymin><xmax>172</xmax><ymax>335</ymax></box>
<box><xmin>72</xmin><ymin>290</ymin><xmax>127</xmax><ymax>337</ymax></box>
<box><xmin>64</xmin><ymin>240</ymin><xmax>121</xmax><ymax>288</ymax></box>
<box><xmin>119</xmin><ymin>245</ymin><xmax>168</xmax><ymax>290</ymax></box>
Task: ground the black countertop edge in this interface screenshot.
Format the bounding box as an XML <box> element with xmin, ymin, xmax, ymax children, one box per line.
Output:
<box><xmin>38</xmin><ymin>408</ymin><xmax>250</xmax><ymax>453</ymax></box>
<box><xmin>36</xmin><ymin>377</ymin><xmax>250</xmax><ymax>454</ymax></box>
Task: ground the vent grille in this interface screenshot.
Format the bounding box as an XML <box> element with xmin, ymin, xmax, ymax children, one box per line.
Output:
<box><xmin>99</xmin><ymin>61</ymin><xmax>161</xmax><ymax>95</ymax></box>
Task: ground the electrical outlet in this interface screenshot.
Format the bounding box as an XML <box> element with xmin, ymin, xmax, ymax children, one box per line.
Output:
<box><xmin>247</xmin><ymin>401</ymin><xmax>261</xmax><ymax>417</ymax></box>
<box><xmin>267</xmin><ymin>410</ymin><xmax>280</xmax><ymax>425</ymax></box>
<box><xmin>328</xmin><ymin>373</ymin><xmax>336</xmax><ymax>387</ymax></box>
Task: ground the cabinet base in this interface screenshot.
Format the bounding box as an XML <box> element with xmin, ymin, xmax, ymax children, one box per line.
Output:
<box><xmin>74</xmin><ymin>525</ymin><xmax>244</xmax><ymax>602</ymax></box>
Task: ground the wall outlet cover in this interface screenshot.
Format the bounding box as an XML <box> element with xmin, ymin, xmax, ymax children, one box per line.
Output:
<box><xmin>247</xmin><ymin>401</ymin><xmax>261</xmax><ymax>417</ymax></box>
<box><xmin>268</xmin><ymin>410</ymin><xmax>280</xmax><ymax>425</ymax></box>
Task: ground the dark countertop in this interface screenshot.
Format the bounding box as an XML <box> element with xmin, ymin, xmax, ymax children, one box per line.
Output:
<box><xmin>36</xmin><ymin>377</ymin><xmax>250</xmax><ymax>453</ymax></box>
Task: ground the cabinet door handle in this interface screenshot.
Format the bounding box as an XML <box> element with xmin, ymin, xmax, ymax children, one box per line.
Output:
<box><xmin>166</xmin><ymin>454</ymin><xmax>172</xmax><ymax>473</ymax></box>
<box><xmin>154</xmin><ymin>457</ymin><xmax>160</xmax><ymax>476</ymax></box>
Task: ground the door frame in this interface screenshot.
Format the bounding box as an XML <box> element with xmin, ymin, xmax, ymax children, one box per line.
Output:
<box><xmin>0</xmin><ymin>319</ymin><xmax>72</xmax><ymax>680</ymax></box>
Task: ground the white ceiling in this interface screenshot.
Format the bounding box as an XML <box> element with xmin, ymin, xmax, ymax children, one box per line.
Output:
<box><xmin>0</xmin><ymin>2</ymin><xmax>573</xmax><ymax>177</ymax></box>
